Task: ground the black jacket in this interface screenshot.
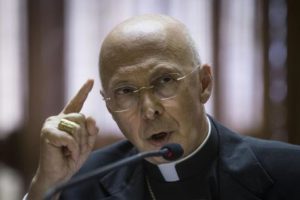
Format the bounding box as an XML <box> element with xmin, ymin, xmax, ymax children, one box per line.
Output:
<box><xmin>61</xmin><ymin>118</ymin><xmax>300</xmax><ymax>199</ymax></box>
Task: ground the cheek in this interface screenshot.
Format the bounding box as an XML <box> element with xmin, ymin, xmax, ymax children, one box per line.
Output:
<box><xmin>113</xmin><ymin>113</ymin><xmax>140</xmax><ymax>141</ymax></box>
<box><xmin>177</xmin><ymin>88</ymin><xmax>202</xmax><ymax>118</ymax></box>
<box><xmin>169</xmin><ymin>88</ymin><xmax>204</xmax><ymax>141</ymax></box>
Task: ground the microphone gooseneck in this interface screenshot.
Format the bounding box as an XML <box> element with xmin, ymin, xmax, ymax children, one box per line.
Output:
<box><xmin>44</xmin><ymin>143</ymin><xmax>183</xmax><ymax>200</ymax></box>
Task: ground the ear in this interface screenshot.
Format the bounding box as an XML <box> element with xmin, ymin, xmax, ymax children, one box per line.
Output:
<box><xmin>198</xmin><ymin>64</ymin><xmax>213</xmax><ymax>103</ymax></box>
<box><xmin>100</xmin><ymin>90</ymin><xmax>113</xmax><ymax>113</ymax></box>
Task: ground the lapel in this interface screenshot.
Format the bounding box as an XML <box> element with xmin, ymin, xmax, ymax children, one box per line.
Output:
<box><xmin>98</xmin><ymin>158</ymin><xmax>145</xmax><ymax>200</ymax></box>
<box><xmin>211</xmin><ymin>119</ymin><xmax>274</xmax><ymax>199</ymax></box>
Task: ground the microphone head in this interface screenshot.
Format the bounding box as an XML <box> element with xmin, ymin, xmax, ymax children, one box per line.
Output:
<box><xmin>161</xmin><ymin>143</ymin><xmax>184</xmax><ymax>161</ymax></box>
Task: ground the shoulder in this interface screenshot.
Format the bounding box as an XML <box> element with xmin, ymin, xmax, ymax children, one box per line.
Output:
<box><xmin>244</xmin><ymin>135</ymin><xmax>300</xmax><ymax>164</ymax></box>
<box><xmin>244</xmin><ymin>136</ymin><xmax>300</xmax><ymax>178</ymax></box>
<box><xmin>211</xmin><ymin>117</ymin><xmax>300</xmax><ymax>170</ymax></box>
<box><xmin>211</xmin><ymin>118</ymin><xmax>300</xmax><ymax>197</ymax></box>
<box><xmin>244</xmin><ymin>136</ymin><xmax>300</xmax><ymax>197</ymax></box>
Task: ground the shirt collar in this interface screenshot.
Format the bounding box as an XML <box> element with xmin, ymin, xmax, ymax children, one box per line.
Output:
<box><xmin>147</xmin><ymin>117</ymin><xmax>214</xmax><ymax>182</ymax></box>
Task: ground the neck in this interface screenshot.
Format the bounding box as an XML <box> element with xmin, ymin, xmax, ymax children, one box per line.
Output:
<box><xmin>157</xmin><ymin>116</ymin><xmax>211</xmax><ymax>182</ymax></box>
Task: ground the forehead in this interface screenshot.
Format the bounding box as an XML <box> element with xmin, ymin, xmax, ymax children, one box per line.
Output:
<box><xmin>108</xmin><ymin>58</ymin><xmax>182</xmax><ymax>88</ymax></box>
<box><xmin>100</xmin><ymin>24</ymin><xmax>196</xmax><ymax>90</ymax></box>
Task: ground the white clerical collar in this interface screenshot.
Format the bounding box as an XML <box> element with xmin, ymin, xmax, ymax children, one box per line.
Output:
<box><xmin>157</xmin><ymin>116</ymin><xmax>212</xmax><ymax>182</ymax></box>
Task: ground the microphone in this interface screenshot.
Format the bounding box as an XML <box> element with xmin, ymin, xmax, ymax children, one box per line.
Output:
<box><xmin>161</xmin><ymin>143</ymin><xmax>183</xmax><ymax>161</ymax></box>
<box><xmin>44</xmin><ymin>143</ymin><xmax>183</xmax><ymax>200</ymax></box>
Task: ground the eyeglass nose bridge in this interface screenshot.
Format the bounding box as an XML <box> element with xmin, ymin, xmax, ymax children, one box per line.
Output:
<box><xmin>133</xmin><ymin>85</ymin><xmax>155</xmax><ymax>94</ymax></box>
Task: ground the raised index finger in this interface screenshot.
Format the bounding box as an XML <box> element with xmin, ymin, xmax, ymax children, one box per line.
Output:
<box><xmin>62</xmin><ymin>79</ymin><xmax>94</xmax><ymax>114</ymax></box>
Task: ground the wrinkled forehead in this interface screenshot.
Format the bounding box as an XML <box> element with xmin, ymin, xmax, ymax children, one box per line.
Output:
<box><xmin>100</xmin><ymin>49</ymin><xmax>194</xmax><ymax>92</ymax></box>
<box><xmin>107</xmin><ymin>58</ymin><xmax>184</xmax><ymax>89</ymax></box>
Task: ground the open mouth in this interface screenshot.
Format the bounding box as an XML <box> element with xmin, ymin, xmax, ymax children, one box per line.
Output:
<box><xmin>152</xmin><ymin>132</ymin><xmax>168</xmax><ymax>140</ymax></box>
<box><xmin>148</xmin><ymin>131</ymin><xmax>172</xmax><ymax>146</ymax></box>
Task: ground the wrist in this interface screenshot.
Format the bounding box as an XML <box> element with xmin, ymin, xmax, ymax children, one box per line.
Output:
<box><xmin>27</xmin><ymin>172</ymin><xmax>60</xmax><ymax>200</ymax></box>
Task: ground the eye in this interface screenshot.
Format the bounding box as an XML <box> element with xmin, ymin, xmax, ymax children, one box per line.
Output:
<box><xmin>114</xmin><ymin>86</ymin><xmax>136</xmax><ymax>96</ymax></box>
<box><xmin>155</xmin><ymin>74</ymin><xmax>178</xmax><ymax>85</ymax></box>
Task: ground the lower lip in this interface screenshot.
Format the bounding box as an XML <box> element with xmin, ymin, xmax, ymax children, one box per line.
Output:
<box><xmin>147</xmin><ymin>132</ymin><xmax>173</xmax><ymax>147</ymax></box>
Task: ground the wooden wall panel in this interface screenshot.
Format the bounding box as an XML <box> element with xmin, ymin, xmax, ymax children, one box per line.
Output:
<box><xmin>22</xmin><ymin>0</ymin><xmax>65</xmax><ymax>185</ymax></box>
<box><xmin>287</xmin><ymin>0</ymin><xmax>300</xmax><ymax>144</ymax></box>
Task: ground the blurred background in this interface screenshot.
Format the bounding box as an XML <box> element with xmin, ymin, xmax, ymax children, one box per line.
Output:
<box><xmin>0</xmin><ymin>0</ymin><xmax>299</xmax><ymax>199</ymax></box>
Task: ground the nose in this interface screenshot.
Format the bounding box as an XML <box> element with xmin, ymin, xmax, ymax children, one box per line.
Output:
<box><xmin>140</xmin><ymin>92</ymin><xmax>164</xmax><ymax>120</ymax></box>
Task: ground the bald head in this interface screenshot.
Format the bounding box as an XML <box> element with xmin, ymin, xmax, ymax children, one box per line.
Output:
<box><xmin>99</xmin><ymin>14</ymin><xmax>200</xmax><ymax>90</ymax></box>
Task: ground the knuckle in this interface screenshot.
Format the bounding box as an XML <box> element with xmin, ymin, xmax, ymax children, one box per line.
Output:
<box><xmin>45</xmin><ymin>115</ymin><xmax>59</xmax><ymax>122</ymax></box>
<box><xmin>73</xmin><ymin>124</ymin><xmax>81</xmax><ymax>133</ymax></box>
<box><xmin>77</xmin><ymin>113</ymin><xmax>86</xmax><ymax>122</ymax></box>
<box><xmin>41</xmin><ymin>125</ymin><xmax>51</xmax><ymax>135</ymax></box>
<box><xmin>40</xmin><ymin>127</ymin><xmax>53</xmax><ymax>141</ymax></box>
<box><xmin>64</xmin><ymin>113</ymin><xmax>86</xmax><ymax>123</ymax></box>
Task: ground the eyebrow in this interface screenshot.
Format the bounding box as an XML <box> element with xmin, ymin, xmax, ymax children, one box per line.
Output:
<box><xmin>108</xmin><ymin>64</ymin><xmax>181</xmax><ymax>89</ymax></box>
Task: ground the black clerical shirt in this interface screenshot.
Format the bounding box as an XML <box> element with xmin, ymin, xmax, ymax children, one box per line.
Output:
<box><xmin>143</xmin><ymin>120</ymin><xmax>219</xmax><ymax>200</ymax></box>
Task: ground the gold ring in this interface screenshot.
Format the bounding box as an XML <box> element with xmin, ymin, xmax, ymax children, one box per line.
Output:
<box><xmin>58</xmin><ymin>119</ymin><xmax>78</xmax><ymax>135</ymax></box>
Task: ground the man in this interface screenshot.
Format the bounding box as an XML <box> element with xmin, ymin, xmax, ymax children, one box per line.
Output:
<box><xmin>26</xmin><ymin>14</ymin><xmax>300</xmax><ymax>199</ymax></box>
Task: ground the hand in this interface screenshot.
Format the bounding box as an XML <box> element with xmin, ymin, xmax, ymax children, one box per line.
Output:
<box><xmin>27</xmin><ymin>79</ymin><xmax>99</xmax><ymax>200</ymax></box>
